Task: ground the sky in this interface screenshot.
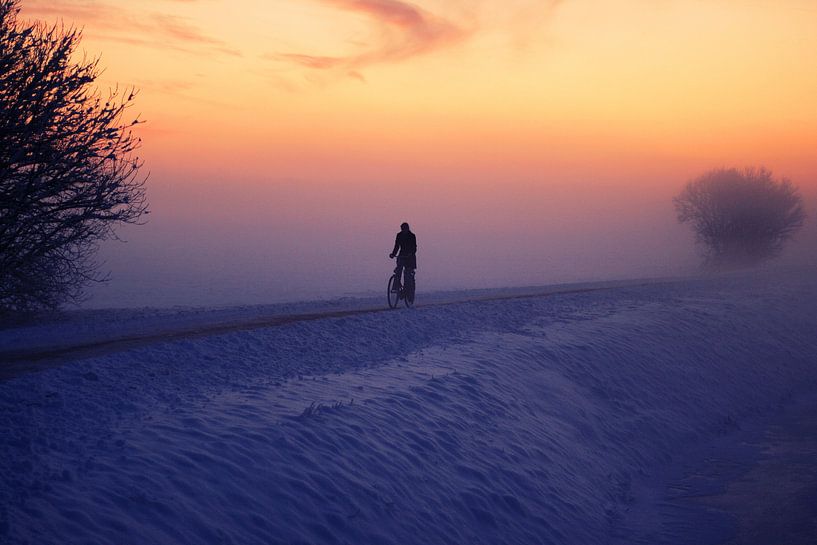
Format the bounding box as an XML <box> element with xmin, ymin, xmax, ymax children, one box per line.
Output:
<box><xmin>21</xmin><ymin>0</ymin><xmax>817</xmax><ymax>307</ymax></box>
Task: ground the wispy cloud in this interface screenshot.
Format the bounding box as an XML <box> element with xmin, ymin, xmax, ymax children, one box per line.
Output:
<box><xmin>151</xmin><ymin>14</ymin><xmax>241</xmax><ymax>56</ymax></box>
<box><xmin>21</xmin><ymin>0</ymin><xmax>240</xmax><ymax>57</ymax></box>
<box><xmin>270</xmin><ymin>0</ymin><xmax>470</xmax><ymax>80</ymax></box>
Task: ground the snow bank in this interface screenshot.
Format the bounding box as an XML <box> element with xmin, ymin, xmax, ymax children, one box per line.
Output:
<box><xmin>0</xmin><ymin>270</ymin><xmax>815</xmax><ymax>544</ymax></box>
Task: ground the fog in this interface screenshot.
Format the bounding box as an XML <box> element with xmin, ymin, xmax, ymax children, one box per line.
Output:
<box><xmin>14</xmin><ymin>0</ymin><xmax>814</xmax><ymax>312</ymax></box>
<box><xmin>83</xmin><ymin>169</ymin><xmax>717</xmax><ymax>309</ymax></box>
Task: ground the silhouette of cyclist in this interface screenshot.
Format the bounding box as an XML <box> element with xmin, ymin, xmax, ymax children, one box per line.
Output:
<box><xmin>389</xmin><ymin>222</ymin><xmax>417</xmax><ymax>292</ymax></box>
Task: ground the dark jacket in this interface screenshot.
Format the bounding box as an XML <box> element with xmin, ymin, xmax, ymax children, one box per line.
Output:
<box><xmin>392</xmin><ymin>230</ymin><xmax>417</xmax><ymax>268</ymax></box>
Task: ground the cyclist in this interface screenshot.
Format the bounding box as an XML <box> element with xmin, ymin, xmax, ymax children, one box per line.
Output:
<box><xmin>389</xmin><ymin>222</ymin><xmax>417</xmax><ymax>292</ymax></box>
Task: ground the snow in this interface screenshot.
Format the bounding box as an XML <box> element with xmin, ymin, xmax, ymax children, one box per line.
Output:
<box><xmin>0</xmin><ymin>279</ymin><xmax>649</xmax><ymax>357</ymax></box>
<box><xmin>1</xmin><ymin>269</ymin><xmax>816</xmax><ymax>544</ymax></box>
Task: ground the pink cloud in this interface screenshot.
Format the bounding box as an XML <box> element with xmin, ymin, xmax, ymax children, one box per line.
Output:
<box><xmin>21</xmin><ymin>0</ymin><xmax>240</xmax><ymax>57</ymax></box>
<box><xmin>272</xmin><ymin>0</ymin><xmax>469</xmax><ymax>78</ymax></box>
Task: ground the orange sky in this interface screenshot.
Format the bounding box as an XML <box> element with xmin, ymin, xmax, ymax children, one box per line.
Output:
<box><xmin>21</xmin><ymin>0</ymin><xmax>817</xmax><ymax>183</ymax></box>
<box><xmin>19</xmin><ymin>0</ymin><xmax>817</xmax><ymax>305</ymax></box>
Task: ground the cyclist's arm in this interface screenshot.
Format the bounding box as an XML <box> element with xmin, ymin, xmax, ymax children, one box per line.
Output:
<box><xmin>390</xmin><ymin>236</ymin><xmax>400</xmax><ymax>257</ymax></box>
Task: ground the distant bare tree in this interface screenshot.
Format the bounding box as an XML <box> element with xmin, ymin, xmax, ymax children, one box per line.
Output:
<box><xmin>674</xmin><ymin>167</ymin><xmax>805</xmax><ymax>267</ymax></box>
<box><xmin>0</xmin><ymin>0</ymin><xmax>147</xmax><ymax>317</ymax></box>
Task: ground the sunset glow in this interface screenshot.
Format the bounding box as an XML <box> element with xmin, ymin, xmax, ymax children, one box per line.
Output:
<box><xmin>23</xmin><ymin>0</ymin><xmax>817</xmax><ymax>172</ymax></box>
<box><xmin>20</xmin><ymin>0</ymin><xmax>817</xmax><ymax>305</ymax></box>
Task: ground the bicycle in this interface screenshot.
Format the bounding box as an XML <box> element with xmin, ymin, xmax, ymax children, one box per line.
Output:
<box><xmin>387</xmin><ymin>258</ymin><xmax>415</xmax><ymax>309</ymax></box>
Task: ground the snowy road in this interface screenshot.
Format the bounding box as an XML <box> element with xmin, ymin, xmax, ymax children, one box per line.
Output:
<box><xmin>0</xmin><ymin>280</ymin><xmax>646</xmax><ymax>379</ymax></box>
<box><xmin>1</xmin><ymin>270</ymin><xmax>815</xmax><ymax>544</ymax></box>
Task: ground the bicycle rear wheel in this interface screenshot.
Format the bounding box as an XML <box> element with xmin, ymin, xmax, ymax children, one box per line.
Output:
<box><xmin>387</xmin><ymin>275</ymin><xmax>401</xmax><ymax>309</ymax></box>
<box><xmin>403</xmin><ymin>276</ymin><xmax>415</xmax><ymax>308</ymax></box>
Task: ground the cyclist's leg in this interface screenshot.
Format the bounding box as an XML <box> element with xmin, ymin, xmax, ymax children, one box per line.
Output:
<box><xmin>393</xmin><ymin>261</ymin><xmax>404</xmax><ymax>290</ymax></box>
<box><xmin>405</xmin><ymin>268</ymin><xmax>416</xmax><ymax>302</ymax></box>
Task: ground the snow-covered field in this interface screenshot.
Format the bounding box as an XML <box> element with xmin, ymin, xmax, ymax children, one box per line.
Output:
<box><xmin>1</xmin><ymin>269</ymin><xmax>816</xmax><ymax>544</ymax></box>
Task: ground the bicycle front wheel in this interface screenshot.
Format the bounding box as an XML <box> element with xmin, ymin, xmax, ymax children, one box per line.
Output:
<box><xmin>387</xmin><ymin>275</ymin><xmax>400</xmax><ymax>309</ymax></box>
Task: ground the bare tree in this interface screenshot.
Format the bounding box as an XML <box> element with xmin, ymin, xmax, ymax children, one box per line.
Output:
<box><xmin>674</xmin><ymin>167</ymin><xmax>805</xmax><ymax>267</ymax></box>
<box><xmin>0</xmin><ymin>0</ymin><xmax>147</xmax><ymax>317</ymax></box>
